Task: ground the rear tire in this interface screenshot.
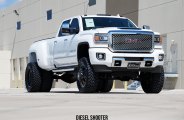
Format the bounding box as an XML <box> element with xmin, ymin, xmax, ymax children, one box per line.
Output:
<box><xmin>40</xmin><ymin>70</ymin><xmax>53</xmax><ymax>92</ymax></box>
<box><xmin>98</xmin><ymin>80</ymin><xmax>114</xmax><ymax>93</ymax></box>
<box><xmin>77</xmin><ymin>57</ymin><xmax>99</xmax><ymax>93</ymax></box>
<box><xmin>25</xmin><ymin>62</ymin><xmax>53</xmax><ymax>92</ymax></box>
<box><xmin>25</xmin><ymin>63</ymin><xmax>42</xmax><ymax>92</ymax></box>
<box><xmin>140</xmin><ymin>67</ymin><xmax>164</xmax><ymax>94</ymax></box>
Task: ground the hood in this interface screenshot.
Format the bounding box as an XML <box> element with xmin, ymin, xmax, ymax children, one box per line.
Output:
<box><xmin>93</xmin><ymin>27</ymin><xmax>154</xmax><ymax>34</ymax></box>
<box><xmin>81</xmin><ymin>27</ymin><xmax>159</xmax><ymax>36</ymax></box>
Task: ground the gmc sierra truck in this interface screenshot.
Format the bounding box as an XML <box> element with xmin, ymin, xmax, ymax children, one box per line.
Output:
<box><xmin>25</xmin><ymin>15</ymin><xmax>165</xmax><ymax>93</ymax></box>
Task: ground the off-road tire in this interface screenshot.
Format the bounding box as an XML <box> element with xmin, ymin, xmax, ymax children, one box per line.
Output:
<box><xmin>77</xmin><ymin>57</ymin><xmax>99</xmax><ymax>93</ymax></box>
<box><xmin>40</xmin><ymin>70</ymin><xmax>53</xmax><ymax>92</ymax></box>
<box><xmin>140</xmin><ymin>67</ymin><xmax>164</xmax><ymax>93</ymax></box>
<box><xmin>25</xmin><ymin>63</ymin><xmax>42</xmax><ymax>92</ymax></box>
<box><xmin>98</xmin><ymin>80</ymin><xmax>113</xmax><ymax>93</ymax></box>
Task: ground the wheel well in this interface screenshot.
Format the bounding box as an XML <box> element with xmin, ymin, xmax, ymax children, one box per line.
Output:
<box><xmin>77</xmin><ymin>42</ymin><xmax>89</xmax><ymax>61</ymax></box>
<box><xmin>29</xmin><ymin>52</ymin><xmax>37</xmax><ymax>63</ymax></box>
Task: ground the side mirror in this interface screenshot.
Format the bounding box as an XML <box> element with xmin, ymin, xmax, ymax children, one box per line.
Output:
<box><xmin>143</xmin><ymin>25</ymin><xmax>150</xmax><ymax>30</ymax></box>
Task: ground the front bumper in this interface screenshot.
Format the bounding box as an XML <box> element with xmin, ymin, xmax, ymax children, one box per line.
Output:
<box><xmin>89</xmin><ymin>47</ymin><xmax>164</xmax><ymax>72</ymax></box>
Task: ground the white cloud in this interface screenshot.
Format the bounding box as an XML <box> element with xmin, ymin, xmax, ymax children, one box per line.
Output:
<box><xmin>0</xmin><ymin>0</ymin><xmax>6</xmax><ymax>4</ymax></box>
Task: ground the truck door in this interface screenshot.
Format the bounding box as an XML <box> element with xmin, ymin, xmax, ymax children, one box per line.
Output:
<box><xmin>53</xmin><ymin>19</ymin><xmax>72</xmax><ymax>67</ymax></box>
<box><xmin>65</xmin><ymin>18</ymin><xmax>79</xmax><ymax>65</ymax></box>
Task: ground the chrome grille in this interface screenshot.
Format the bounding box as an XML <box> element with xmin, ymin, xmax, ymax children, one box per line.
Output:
<box><xmin>111</xmin><ymin>34</ymin><xmax>153</xmax><ymax>52</ymax></box>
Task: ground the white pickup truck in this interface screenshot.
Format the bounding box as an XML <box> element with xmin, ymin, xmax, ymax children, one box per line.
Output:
<box><xmin>25</xmin><ymin>15</ymin><xmax>164</xmax><ymax>93</ymax></box>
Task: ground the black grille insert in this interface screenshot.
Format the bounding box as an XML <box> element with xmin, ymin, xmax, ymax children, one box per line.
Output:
<box><xmin>124</xmin><ymin>57</ymin><xmax>144</xmax><ymax>61</ymax></box>
<box><xmin>111</xmin><ymin>34</ymin><xmax>153</xmax><ymax>51</ymax></box>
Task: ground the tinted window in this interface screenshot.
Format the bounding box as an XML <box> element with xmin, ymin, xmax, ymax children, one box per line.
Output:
<box><xmin>70</xmin><ymin>18</ymin><xmax>79</xmax><ymax>34</ymax></box>
<box><xmin>82</xmin><ymin>17</ymin><xmax>137</xmax><ymax>30</ymax></box>
<box><xmin>58</xmin><ymin>20</ymin><xmax>70</xmax><ymax>37</ymax></box>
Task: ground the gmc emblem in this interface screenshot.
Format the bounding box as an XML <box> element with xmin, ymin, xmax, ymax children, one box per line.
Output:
<box><xmin>124</xmin><ymin>38</ymin><xmax>143</xmax><ymax>44</ymax></box>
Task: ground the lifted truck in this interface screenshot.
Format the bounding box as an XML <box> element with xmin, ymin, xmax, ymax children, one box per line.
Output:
<box><xmin>25</xmin><ymin>15</ymin><xmax>164</xmax><ymax>93</ymax></box>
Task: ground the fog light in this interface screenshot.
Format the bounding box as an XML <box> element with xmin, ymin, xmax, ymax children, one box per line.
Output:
<box><xmin>145</xmin><ymin>61</ymin><xmax>153</xmax><ymax>67</ymax></box>
<box><xmin>159</xmin><ymin>54</ymin><xmax>164</xmax><ymax>61</ymax></box>
<box><xmin>96</xmin><ymin>53</ymin><xmax>106</xmax><ymax>60</ymax></box>
<box><xmin>114</xmin><ymin>60</ymin><xmax>122</xmax><ymax>66</ymax></box>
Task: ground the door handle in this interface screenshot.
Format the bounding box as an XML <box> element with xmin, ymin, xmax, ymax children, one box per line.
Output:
<box><xmin>64</xmin><ymin>39</ymin><xmax>68</xmax><ymax>41</ymax></box>
<box><xmin>54</xmin><ymin>41</ymin><xmax>57</xmax><ymax>44</ymax></box>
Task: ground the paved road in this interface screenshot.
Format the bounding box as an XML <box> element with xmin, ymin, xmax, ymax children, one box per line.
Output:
<box><xmin>0</xmin><ymin>89</ymin><xmax>184</xmax><ymax>120</ymax></box>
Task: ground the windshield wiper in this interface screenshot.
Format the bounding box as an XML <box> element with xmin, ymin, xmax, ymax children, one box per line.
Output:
<box><xmin>93</xmin><ymin>26</ymin><xmax>106</xmax><ymax>29</ymax></box>
<box><xmin>118</xmin><ymin>27</ymin><xmax>141</xmax><ymax>30</ymax></box>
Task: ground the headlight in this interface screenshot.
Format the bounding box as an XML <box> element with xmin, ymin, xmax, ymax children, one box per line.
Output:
<box><xmin>94</xmin><ymin>33</ymin><xmax>108</xmax><ymax>43</ymax></box>
<box><xmin>154</xmin><ymin>35</ymin><xmax>162</xmax><ymax>44</ymax></box>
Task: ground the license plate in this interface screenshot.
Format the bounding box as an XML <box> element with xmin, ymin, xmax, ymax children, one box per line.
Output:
<box><xmin>127</xmin><ymin>62</ymin><xmax>141</xmax><ymax>69</ymax></box>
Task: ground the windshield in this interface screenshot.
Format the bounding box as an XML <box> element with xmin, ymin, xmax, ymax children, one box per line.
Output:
<box><xmin>82</xmin><ymin>17</ymin><xmax>137</xmax><ymax>30</ymax></box>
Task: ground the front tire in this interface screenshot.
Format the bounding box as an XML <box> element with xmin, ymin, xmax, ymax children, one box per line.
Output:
<box><xmin>140</xmin><ymin>67</ymin><xmax>164</xmax><ymax>94</ymax></box>
<box><xmin>77</xmin><ymin>57</ymin><xmax>99</xmax><ymax>93</ymax></box>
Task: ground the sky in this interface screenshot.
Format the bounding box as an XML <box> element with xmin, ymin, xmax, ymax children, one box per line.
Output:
<box><xmin>0</xmin><ymin>0</ymin><xmax>21</xmax><ymax>9</ymax></box>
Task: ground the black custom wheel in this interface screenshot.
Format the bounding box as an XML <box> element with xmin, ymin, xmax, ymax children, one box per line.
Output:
<box><xmin>77</xmin><ymin>57</ymin><xmax>99</xmax><ymax>93</ymax></box>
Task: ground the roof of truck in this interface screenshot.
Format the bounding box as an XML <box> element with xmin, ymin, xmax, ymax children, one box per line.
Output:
<box><xmin>63</xmin><ymin>14</ymin><xmax>128</xmax><ymax>21</ymax></box>
<box><xmin>81</xmin><ymin>14</ymin><xmax>127</xmax><ymax>19</ymax></box>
